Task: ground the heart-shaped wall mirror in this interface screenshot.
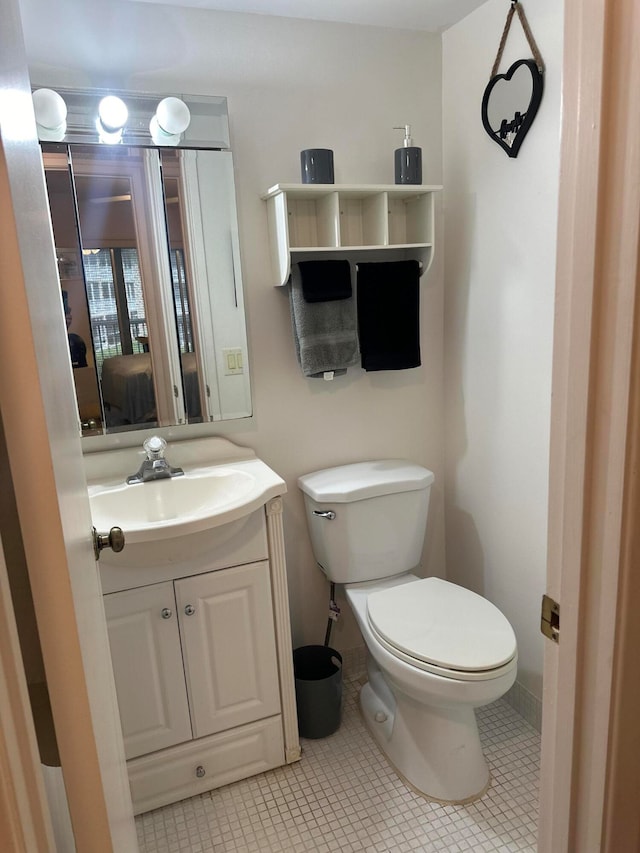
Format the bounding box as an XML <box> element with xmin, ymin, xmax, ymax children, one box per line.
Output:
<box><xmin>481</xmin><ymin>58</ymin><xmax>544</xmax><ymax>158</ymax></box>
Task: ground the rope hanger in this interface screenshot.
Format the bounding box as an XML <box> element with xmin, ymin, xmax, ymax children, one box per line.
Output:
<box><xmin>491</xmin><ymin>0</ymin><xmax>545</xmax><ymax>79</ymax></box>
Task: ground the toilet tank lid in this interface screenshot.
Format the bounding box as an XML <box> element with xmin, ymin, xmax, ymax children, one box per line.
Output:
<box><xmin>298</xmin><ymin>460</ymin><xmax>434</xmax><ymax>503</ymax></box>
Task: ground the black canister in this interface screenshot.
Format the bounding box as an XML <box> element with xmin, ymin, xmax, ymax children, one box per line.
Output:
<box><xmin>300</xmin><ymin>149</ymin><xmax>334</xmax><ymax>184</ymax></box>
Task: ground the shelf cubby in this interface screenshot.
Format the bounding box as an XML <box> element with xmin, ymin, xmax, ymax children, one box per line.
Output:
<box><xmin>287</xmin><ymin>191</ymin><xmax>339</xmax><ymax>249</ymax></box>
<box><xmin>263</xmin><ymin>183</ymin><xmax>442</xmax><ymax>286</ymax></box>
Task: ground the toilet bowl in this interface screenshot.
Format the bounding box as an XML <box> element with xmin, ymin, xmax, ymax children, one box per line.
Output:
<box><xmin>346</xmin><ymin>574</ymin><xmax>517</xmax><ymax>803</ymax></box>
<box><xmin>298</xmin><ymin>460</ymin><xmax>518</xmax><ymax>804</ymax></box>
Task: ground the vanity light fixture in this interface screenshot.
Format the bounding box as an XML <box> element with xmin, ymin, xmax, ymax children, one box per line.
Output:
<box><xmin>149</xmin><ymin>96</ymin><xmax>191</xmax><ymax>146</ymax></box>
<box><xmin>97</xmin><ymin>95</ymin><xmax>128</xmax><ymax>143</ymax></box>
<box><xmin>31</xmin><ymin>86</ymin><xmax>229</xmax><ymax>149</ymax></box>
<box><xmin>32</xmin><ymin>88</ymin><xmax>67</xmax><ymax>141</ymax></box>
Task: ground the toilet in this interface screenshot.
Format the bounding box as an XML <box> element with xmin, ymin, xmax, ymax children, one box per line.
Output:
<box><xmin>298</xmin><ymin>460</ymin><xmax>517</xmax><ymax>804</ymax></box>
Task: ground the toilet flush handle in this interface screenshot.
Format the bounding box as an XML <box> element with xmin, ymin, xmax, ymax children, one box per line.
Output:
<box><xmin>313</xmin><ymin>510</ymin><xmax>336</xmax><ymax>520</ymax></box>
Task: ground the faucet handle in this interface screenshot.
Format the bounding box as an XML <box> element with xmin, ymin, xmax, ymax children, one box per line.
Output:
<box><xmin>143</xmin><ymin>435</ymin><xmax>167</xmax><ymax>459</ymax></box>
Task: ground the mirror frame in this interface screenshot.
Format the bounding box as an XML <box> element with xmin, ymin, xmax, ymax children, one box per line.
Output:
<box><xmin>481</xmin><ymin>58</ymin><xmax>544</xmax><ymax>159</ymax></box>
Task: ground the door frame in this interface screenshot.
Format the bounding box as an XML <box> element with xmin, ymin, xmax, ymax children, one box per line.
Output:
<box><xmin>0</xmin><ymin>529</ymin><xmax>55</xmax><ymax>853</ymax></box>
<box><xmin>539</xmin><ymin>0</ymin><xmax>640</xmax><ymax>849</ymax></box>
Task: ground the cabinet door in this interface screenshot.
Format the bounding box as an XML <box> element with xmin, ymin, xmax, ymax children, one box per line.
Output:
<box><xmin>175</xmin><ymin>562</ymin><xmax>281</xmax><ymax>739</ymax></box>
<box><xmin>104</xmin><ymin>582</ymin><xmax>192</xmax><ymax>759</ymax></box>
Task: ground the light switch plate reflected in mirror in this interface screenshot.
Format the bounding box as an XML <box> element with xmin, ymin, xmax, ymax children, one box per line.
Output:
<box><xmin>223</xmin><ymin>348</ymin><xmax>244</xmax><ymax>376</ymax></box>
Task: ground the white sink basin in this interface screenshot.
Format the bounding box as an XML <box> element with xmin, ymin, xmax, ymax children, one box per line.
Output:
<box><xmin>88</xmin><ymin>458</ymin><xmax>285</xmax><ymax>544</ymax></box>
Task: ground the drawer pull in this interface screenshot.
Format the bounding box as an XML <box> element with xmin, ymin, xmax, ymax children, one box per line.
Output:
<box><xmin>160</xmin><ymin>608</ymin><xmax>172</xmax><ymax>619</ymax></box>
<box><xmin>184</xmin><ymin>604</ymin><xmax>196</xmax><ymax>616</ymax></box>
<box><xmin>195</xmin><ymin>765</ymin><xmax>206</xmax><ymax>778</ymax></box>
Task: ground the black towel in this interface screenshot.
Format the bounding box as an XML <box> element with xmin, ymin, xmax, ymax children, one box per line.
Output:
<box><xmin>298</xmin><ymin>260</ymin><xmax>352</xmax><ymax>302</ymax></box>
<box><xmin>357</xmin><ymin>260</ymin><xmax>421</xmax><ymax>371</ymax></box>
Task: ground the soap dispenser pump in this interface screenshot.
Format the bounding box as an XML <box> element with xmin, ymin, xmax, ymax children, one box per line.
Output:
<box><xmin>393</xmin><ymin>124</ymin><xmax>422</xmax><ymax>185</ymax></box>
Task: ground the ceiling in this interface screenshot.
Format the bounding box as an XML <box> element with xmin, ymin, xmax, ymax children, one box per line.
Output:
<box><xmin>127</xmin><ymin>0</ymin><xmax>489</xmax><ymax>33</ymax></box>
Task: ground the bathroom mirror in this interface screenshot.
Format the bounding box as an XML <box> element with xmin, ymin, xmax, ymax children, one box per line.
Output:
<box><xmin>481</xmin><ymin>59</ymin><xmax>543</xmax><ymax>158</ymax></box>
<box><xmin>42</xmin><ymin>142</ymin><xmax>252</xmax><ymax>435</ymax></box>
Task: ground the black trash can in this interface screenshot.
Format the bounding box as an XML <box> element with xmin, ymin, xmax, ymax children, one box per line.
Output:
<box><xmin>293</xmin><ymin>645</ymin><xmax>343</xmax><ymax>738</ymax></box>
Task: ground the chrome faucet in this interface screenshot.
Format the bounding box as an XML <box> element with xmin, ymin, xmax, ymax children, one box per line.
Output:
<box><xmin>126</xmin><ymin>436</ymin><xmax>184</xmax><ymax>485</ymax></box>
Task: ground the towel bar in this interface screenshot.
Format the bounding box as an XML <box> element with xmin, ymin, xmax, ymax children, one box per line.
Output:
<box><xmin>355</xmin><ymin>261</ymin><xmax>425</xmax><ymax>277</ymax></box>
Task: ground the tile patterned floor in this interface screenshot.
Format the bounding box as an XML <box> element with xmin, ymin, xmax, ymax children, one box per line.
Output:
<box><xmin>136</xmin><ymin>678</ymin><xmax>540</xmax><ymax>852</ymax></box>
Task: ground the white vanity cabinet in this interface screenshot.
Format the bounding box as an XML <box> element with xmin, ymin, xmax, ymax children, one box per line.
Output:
<box><xmin>98</xmin><ymin>493</ymin><xmax>301</xmax><ymax>815</ymax></box>
<box><xmin>104</xmin><ymin>561</ymin><xmax>280</xmax><ymax>762</ymax></box>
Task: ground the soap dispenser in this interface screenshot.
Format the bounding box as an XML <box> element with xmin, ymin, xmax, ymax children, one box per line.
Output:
<box><xmin>393</xmin><ymin>124</ymin><xmax>422</xmax><ymax>185</ymax></box>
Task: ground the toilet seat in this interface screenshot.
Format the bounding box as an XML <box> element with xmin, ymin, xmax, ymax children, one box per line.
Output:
<box><xmin>366</xmin><ymin>577</ymin><xmax>517</xmax><ymax>682</ymax></box>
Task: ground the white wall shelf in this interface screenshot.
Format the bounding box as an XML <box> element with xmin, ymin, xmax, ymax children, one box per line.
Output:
<box><xmin>262</xmin><ymin>183</ymin><xmax>442</xmax><ymax>286</ymax></box>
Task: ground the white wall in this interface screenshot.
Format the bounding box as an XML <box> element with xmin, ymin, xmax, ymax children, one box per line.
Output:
<box><xmin>19</xmin><ymin>0</ymin><xmax>445</xmax><ymax>651</ymax></box>
<box><xmin>442</xmin><ymin>0</ymin><xmax>563</xmax><ymax>698</ymax></box>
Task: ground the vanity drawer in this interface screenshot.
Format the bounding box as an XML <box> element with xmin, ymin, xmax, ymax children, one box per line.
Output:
<box><xmin>127</xmin><ymin>715</ymin><xmax>284</xmax><ymax>815</ymax></box>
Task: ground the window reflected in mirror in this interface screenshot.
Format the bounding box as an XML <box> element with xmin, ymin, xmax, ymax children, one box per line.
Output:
<box><xmin>82</xmin><ymin>246</ymin><xmax>157</xmax><ymax>429</ymax></box>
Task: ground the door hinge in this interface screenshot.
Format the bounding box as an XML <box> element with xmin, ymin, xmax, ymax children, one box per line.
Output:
<box><xmin>541</xmin><ymin>594</ymin><xmax>560</xmax><ymax>643</ymax></box>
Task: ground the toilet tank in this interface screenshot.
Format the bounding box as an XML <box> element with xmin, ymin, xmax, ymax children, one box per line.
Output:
<box><xmin>298</xmin><ymin>460</ymin><xmax>434</xmax><ymax>583</ymax></box>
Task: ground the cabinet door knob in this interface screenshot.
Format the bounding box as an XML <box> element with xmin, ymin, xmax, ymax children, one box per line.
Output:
<box><xmin>195</xmin><ymin>765</ymin><xmax>206</xmax><ymax>778</ymax></box>
<box><xmin>160</xmin><ymin>608</ymin><xmax>172</xmax><ymax>619</ymax></box>
<box><xmin>184</xmin><ymin>604</ymin><xmax>196</xmax><ymax>616</ymax></box>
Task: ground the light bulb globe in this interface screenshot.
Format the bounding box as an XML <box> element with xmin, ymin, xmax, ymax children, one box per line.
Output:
<box><xmin>149</xmin><ymin>115</ymin><xmax>181</xmax><ymax>146</ymax></box>
<box><xmin>98</xmin><ymin>96</ymin><xmax>128</xmax><ymax>133</ymax></box>
<box><xmin>32</xmin><ymin>88</ymin><xmax>67</xmax><ymax>130</ymax></box>
<box><xmin>155</xmin><ymin>97</ymin><xmax>190</xmax><ymax>135</ymax></box>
